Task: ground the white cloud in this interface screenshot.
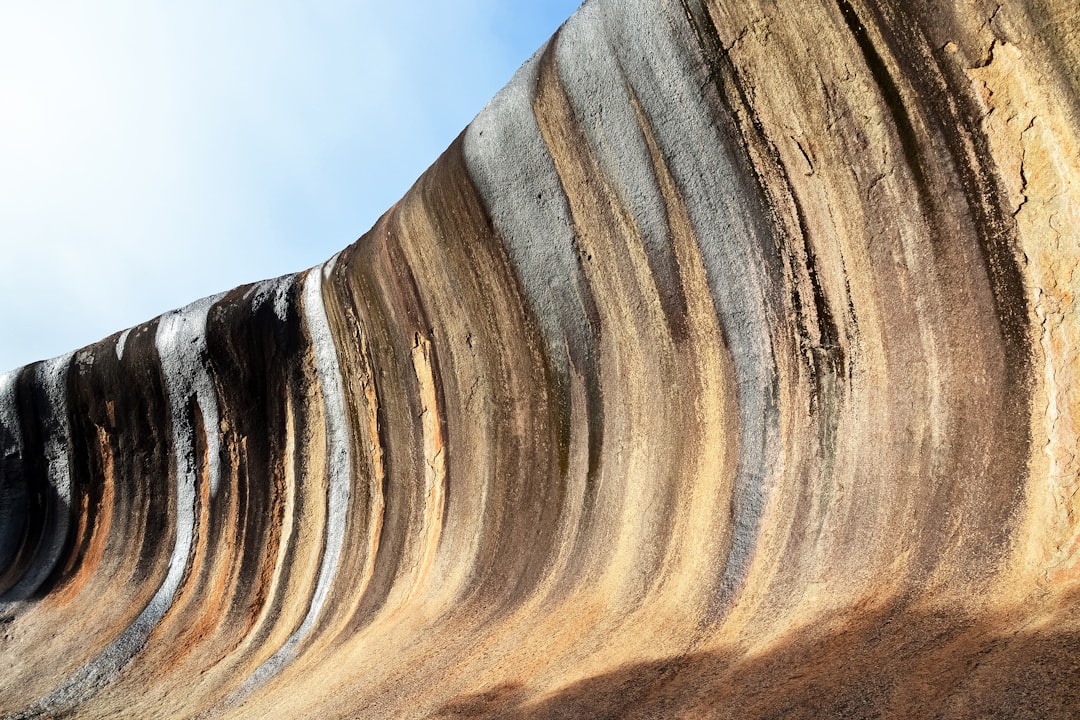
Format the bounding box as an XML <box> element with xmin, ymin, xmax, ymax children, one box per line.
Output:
<box><xmin>0</xmin><ymin>0</ymin><xmax>580</xmax><ymax>372</ymax></box>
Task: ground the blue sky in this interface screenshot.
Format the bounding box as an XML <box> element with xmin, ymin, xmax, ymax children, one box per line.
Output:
<box><xmin>0</xmin><ymin>1</ymin><xmax>581</xmax><ymax>373</ymax></box>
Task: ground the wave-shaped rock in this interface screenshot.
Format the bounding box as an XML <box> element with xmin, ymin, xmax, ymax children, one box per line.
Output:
<box><xmin>2</xmin><ymin>0</ymin><xmax>1078</xmax><ymax>717</ymax></box>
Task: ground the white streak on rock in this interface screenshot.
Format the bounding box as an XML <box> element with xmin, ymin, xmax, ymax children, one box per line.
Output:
<box><xmin>464</xmin><ymin>41</ymin><xmax>597</xmax><ymax>375</ymax></box>
<box><xmin>595</xmin><ymin>0</ymin><xmax>781</xmax><ymax>605</ymax></box>
<box><xmin>323</xmin><ymin>251</ymin><xmax>341</xmax><ymax>279</ymax></box>
<box><xmin>153</xmin><ymin>294</ymin><xmax>226</xmax><ymax>499</ymax></box>
<box><xmin>237</xmin><ymin>263</ymin><xmax>351</xmax><ymax>695</ymax></box>
<box><xmin>11</xmin><ymin>294</ymin><xmax>226</xmax><ymax>717</ymax></box>
<box><xmin>145</xmin><ymin>293</ymin><xmax>221</xmax><ymax>623</ymax></box>
<box><xmin>115</xmin><ymin>329</ymin><xmax>132</xmax><ymax>362</ymax></box>
<box><xmin>556</xmin><ymin>2</ymin><xmax>678</xmax><ymax>296</ymax></box>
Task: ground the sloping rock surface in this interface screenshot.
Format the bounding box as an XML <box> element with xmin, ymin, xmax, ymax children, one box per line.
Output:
<box><xmin>2</xmin><ymin>0</ymin><xmax>1079</xmax><ymax>717</ymax></box>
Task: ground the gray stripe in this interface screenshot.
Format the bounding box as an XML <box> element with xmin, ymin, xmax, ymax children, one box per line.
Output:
<box><xmin>11</xmin><ymin>293</ymin><xmax>225</xmax><ymax>717</ymax></box>
<box><xmin>463</xmin><ymin>40</ymin><xmax>598</xmax><ymax>376</ymax></box>
<box><xmin>597</xmin><ymin>0</ymin><xmax>781</xmax><ymax>605</ymax></box>
<box><xmin>0</xmin><ymin>369</ymin><xmax>26</xmax><ymax>590</ymax></box>
<box><xmin>237</xmin><ymin>263</ymin><xmax>351</xmax><ymax>693</ymax></box>
<box><xmin>0</xmin><ymin>353</ymin><xmax>74</xmax><ymax>606</ymax></box>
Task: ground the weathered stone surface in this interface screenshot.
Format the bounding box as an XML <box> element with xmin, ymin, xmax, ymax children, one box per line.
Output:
<box><xmin>2</xmin><ymin>0</ymin><xmax>1078</xmax><ymax>717</ymax></box>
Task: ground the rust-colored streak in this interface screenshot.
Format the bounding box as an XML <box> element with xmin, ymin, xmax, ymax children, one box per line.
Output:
<box><xmin>44</xmin><ymin>424</ymin><xmax>115</xmax><ymax>606</ymax></box>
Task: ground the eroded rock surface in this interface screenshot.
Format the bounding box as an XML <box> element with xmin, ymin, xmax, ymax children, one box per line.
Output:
<box><xmin>2</xmin><ymin>0</ymin><xmax>1079</xmax><ymax>717</ymax></box>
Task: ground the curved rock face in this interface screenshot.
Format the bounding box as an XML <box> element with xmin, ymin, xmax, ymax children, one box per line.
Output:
<box><xmin>2</xmin><ymin>0</ymin><xmax>1079</xmax><ymax>717</ymax></box>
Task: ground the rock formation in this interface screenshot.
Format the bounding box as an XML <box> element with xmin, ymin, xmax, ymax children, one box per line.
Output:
<box><xmin>2</xmin><ymin>0</ymin><xmax>1078</xmax><ymax>717</ymax></box>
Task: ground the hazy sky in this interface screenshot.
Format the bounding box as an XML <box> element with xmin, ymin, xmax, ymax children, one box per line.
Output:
<box><xmin>0</xmin><ymin>1</ymin><xmax>581</xmax><ymax>373</ymax></box>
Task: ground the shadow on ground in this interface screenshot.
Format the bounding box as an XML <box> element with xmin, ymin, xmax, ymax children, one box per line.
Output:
<box><xmin>431</xmin><ymin>588</ymin><xmax>1080</xmax><ymax>719</ymax></box>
